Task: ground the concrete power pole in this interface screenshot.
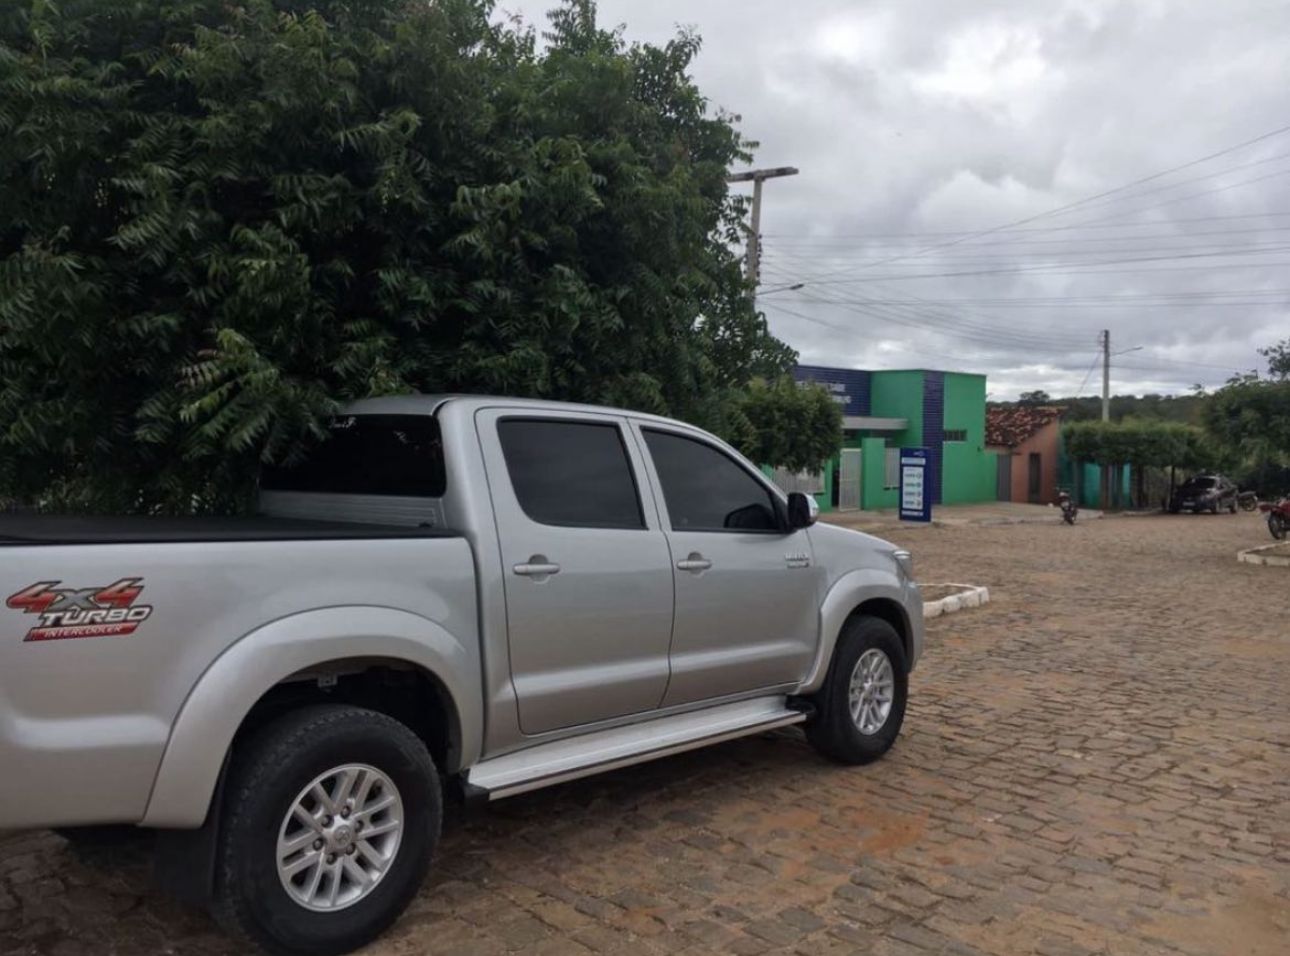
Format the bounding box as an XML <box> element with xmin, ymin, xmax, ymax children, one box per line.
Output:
<box><xmin>1100</xmin><ymin>328</ymin><xmax>1112</xmax><ymax>509</ymax></box>
<box><xmin>1101</xmin><ymin>329</ymin><xmax>1111</xmax><ymax>422</ymax></box>
<box><xmin>726</xmin><ymin>166</ymin><xmax>799</xmax><ymax>290</ymax></box>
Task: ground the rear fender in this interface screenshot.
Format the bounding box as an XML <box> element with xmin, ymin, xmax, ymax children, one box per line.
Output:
<box><xmin>141</xmin><ymin>606</ymin><xmax>478</xmax><ymax>828</ymax></box>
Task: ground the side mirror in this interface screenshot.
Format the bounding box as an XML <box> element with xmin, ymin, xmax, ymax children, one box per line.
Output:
<box><xmin>786</xmin><ymin>492</ymin><xmax>818</xmax><ymax>529</ymax></box>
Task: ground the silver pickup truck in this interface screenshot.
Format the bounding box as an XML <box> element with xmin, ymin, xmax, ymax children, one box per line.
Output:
<box><xmin>0</xmin><ymin>395</ymin><xmax>922</xmax><ymax>955</ymax></box>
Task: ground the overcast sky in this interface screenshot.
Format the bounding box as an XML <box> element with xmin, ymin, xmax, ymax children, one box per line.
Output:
<box><xmin>509</xmin><ymin>0</ymin><xmax>1290</xmax><ymax>399</ymax></box>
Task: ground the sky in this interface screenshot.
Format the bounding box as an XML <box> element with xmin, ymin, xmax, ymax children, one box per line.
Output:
<box><xmin>507</xmin><ymin>0</ymin><xmax>1290</xmax><ymax>399</ymax></box>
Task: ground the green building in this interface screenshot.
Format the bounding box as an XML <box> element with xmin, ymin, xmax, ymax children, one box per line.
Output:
<box><xmin>773</xmin><ymin>366</ymin><xmax>997</xmax><ymax>514</ymax></box>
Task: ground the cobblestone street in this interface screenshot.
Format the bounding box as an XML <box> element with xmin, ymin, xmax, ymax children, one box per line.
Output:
<box><xmin>2</xmin><ymin>512</ymin><xmax>1287</xmax><ymax>955</ymax></box>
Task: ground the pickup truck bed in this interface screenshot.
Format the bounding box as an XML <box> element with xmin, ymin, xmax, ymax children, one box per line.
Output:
<box><xmin>0</xmin><ymin>514</ymin><xmax>456</xmax><ymax>545</ymax></box>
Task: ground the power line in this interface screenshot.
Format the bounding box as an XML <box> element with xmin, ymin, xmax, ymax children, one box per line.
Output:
<box><xmin>767</xmin><ymin>245</ymin><xmax>1290</xmax><ymax>286</ymax></box>
<box><xmin>1074</xmin><ymin>352</ymin><xmax>1103</xmax><ymax>399</ymax></box>
<box><xmin>791</xmin><ymin>123</ymin><xmax>1290</xmax><ymax>282</ymax></box>
<box><xmin>763</xmin><ymin>211</ymin><xmax>1290</xmax><ymax>241</ymax></box>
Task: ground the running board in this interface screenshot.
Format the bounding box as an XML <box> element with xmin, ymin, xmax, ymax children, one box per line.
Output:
<box><xmin>467</xmin><ymin>697</ymin><xmax>806</xmax><ymax>800</ymax></box>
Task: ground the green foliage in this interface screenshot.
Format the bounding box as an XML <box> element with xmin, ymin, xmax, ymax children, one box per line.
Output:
<box><xmin>1017</xmin><ymin>389</ymin><xmax>1051</xmax><ymax>405</ymax></box>
<box><xmin>1062</xmin><ymin>420</ymin><xmax>1212</xmax><ymax>470</ymax></box>
<box><xmin>1202</xmin><ymin>376</ymin><xmax>1290</xmax><ymax>493</ymax></box>
<box><xmin>1258</xmin><ymin>338</ymin><xmax>1290</xmax><ymax>380</ymax></box>
<box><xmin>0</xmin><ymin>0</ymin><xmax>814</xmax><ymax>513</ymax></box>
<box><xmin>725</xmin><ymin>379</ymin><xmax>841</xmax><ymax>474</ymax></box>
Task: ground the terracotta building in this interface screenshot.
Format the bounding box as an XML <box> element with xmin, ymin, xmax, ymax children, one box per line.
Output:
<box><xmin>986</xmin><ymin>405</ymin><xmax>1064</xmax><ymax>505</ymax></box>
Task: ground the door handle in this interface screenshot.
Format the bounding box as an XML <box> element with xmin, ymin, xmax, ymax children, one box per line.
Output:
<box><xmin>513</xmin><ymin>556</ymin><xmax>561</xmax><ymax>579</ymax></box>
<box><xmin>676</xmin><ymin>553</ymin><xmax>712</xmax><ymax>573</ymax></box>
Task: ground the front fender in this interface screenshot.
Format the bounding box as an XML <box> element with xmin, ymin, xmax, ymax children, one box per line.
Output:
<box><xmin>797</xmin><ymin>568</ymin><xmax>921</xmax><ymax>694</ymax></box>
<box><xmin>141</xmin><ymin>606</ymin><xmax>480</xmax><ymax>828</ymax></box>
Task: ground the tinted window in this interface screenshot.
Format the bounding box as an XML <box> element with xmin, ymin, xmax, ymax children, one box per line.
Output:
<box><xmin>261</xmin><ymin>415</ymin><xmax>446</xmax><ymax>497</ymax></box>
<box><xmin>644</xmin><ymin>430</ymin><xmax>780</xmax><ymax>532</ymax></box>
<box><xmin>498</xmin><ymin>420</ymin><xmax>643</xmax><ymax>529</ymax></box>
<box><xmin>1183</xmin><ymin>477</ymin><xmax>1217</xmax><ymax>490</ymax></box>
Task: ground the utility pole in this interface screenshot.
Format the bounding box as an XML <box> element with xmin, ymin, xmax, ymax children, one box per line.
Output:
<box><xmin>1101</xmin><ymin>329</ymin><xmax>1111</xmax><ymax>421</ymax></box>
<box><xmin>727</xmin><ymin>166</ymin><xmax>799</xmax><ymax>290</ymax></box>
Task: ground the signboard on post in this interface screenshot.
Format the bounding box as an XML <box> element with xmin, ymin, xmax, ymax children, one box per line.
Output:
<box><xmin>899</xmin><ymin>447</ymin><xmax>931</xmax><ymax>522</ymax></box>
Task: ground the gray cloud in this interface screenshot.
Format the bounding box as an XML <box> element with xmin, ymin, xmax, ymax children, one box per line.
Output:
<box><xmin>509</xmin><ymin>0</ymin><xmax>1290</xmax><ymax>397</ymax></box>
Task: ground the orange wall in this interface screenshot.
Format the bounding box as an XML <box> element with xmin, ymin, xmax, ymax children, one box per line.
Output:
<box><xmin>997</xmin><ymin>420</ymin><xmax>1062</xmax><ymax>504</ymax></box>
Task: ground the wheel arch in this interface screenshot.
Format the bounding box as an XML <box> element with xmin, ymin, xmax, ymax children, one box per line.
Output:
<box><xmin>798</xmin><ymin>569</ymin><xmax>921</xmax><ymax>694</ymax></box>
<box><xmin>142</xmin><ymin>606</ymin><xmax>480</xmax><ymax>829</ymax></box>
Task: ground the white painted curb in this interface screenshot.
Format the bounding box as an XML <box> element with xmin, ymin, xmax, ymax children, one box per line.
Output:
<box><xmin>1237</xmin><ymin>543</ymin><xmax>1290</xmax><ymax>567</ymax></box>
<box><xmin>922</xmin><ymin>583</ymin><xmax>991</xmax><ymax>619</ymax></box>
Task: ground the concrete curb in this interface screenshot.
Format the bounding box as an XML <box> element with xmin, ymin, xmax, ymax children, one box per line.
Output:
<box><xmin>1237</xmin><ymin>542</ymin><xmax>1290</xmax><ymax>567</ymax></box>
<box><xmin>923</xmin><ymin>583</ymin><xmax>991</xmax><ymax>619</ymax></box>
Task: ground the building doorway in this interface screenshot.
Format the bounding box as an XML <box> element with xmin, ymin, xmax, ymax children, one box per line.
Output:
<box><xmin>996</xmin><ymin>454</ymin><xmax>1012</xmax><ymax>501</ymax></box>
<box><xmin>838</xmin><ymin>448</ymin><xmax>862</xmax><ymax>511</ymax></box>
<box><xmin>1028</xmin><ymin>453</ymin><xmax>1042</xmax><ymax>504</ymax></box>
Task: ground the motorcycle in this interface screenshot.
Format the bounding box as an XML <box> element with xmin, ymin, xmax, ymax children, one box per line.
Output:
<box><xmin>1259</xmin><ymin>497</ymin><xmax>1289</xmax><ymax>540</ymax></box>
<box><xmin>1057</xmin><ymin>489</ymin><xmax>1078</xmax><ymax>525</ymax></box>
<box><xmin>1237</xmin><ymin>490</ymin><xmax>1259</xmax><ymax>512</ymax></box>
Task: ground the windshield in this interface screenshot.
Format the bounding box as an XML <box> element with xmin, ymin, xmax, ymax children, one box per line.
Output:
<box><xmin>1181</xmin><ymin>477</ymin><xmax>1217</xmax><ymax>491</ymax></box>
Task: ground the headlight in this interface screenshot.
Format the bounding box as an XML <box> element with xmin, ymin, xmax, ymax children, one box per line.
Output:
<box><xmin>893</xmin><ymin>550</ymin><xmax>914</xmax><ymax>582</ymax></box>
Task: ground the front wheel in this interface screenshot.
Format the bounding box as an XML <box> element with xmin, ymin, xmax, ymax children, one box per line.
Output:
<box><xmin>806</xmin><ymin>615</ymin><xmax>908</xmax><ymax>764</ymax></box>
<box><xmin>212</xmin><ymin>705</ymin><xmax>441</xmax><ymax>956</ymax></box>
<box><xmin>1271</xmin><ymin>514</ymin><xmax>1288</xmax><ymax>540</ymax></box>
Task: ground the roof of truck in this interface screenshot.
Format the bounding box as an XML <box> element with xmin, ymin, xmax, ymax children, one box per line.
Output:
<box><xmin>340</xmin><ymin>394</ymin><xmax>689</xmax><ymax>428</ymax></box>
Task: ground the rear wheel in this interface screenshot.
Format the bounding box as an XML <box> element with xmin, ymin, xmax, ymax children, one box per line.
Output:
<box><xmin>806</xmin><ymin>615</ymin><xmax>908</xmax><ymax>764</ymax></box>
<box><xmin>1271</xmin><ymin>514</ymin><xmax>1288</xmax><ymax>540</ymax></box>
<box><xmin>212</xmin><ymin>705</ymin><xmax>441</xmax><ymax>956</ymax></box>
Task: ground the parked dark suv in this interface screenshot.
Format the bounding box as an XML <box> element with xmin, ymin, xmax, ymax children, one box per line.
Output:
<box><xmin>1169</xmin><ymin>474</ymin><xmax>1238</xmax><ymax>514</ymax></box>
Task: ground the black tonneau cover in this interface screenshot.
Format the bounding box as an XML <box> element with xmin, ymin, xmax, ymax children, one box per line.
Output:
<box><xmin>0</xmin><ymin>514</ymin><xmax>456</xmax><ymax>546</ymax></box>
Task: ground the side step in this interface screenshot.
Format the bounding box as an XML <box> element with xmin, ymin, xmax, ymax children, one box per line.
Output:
<box><xmin>466</xmin><ymin>696</ymin><xmax>806</xmax><ymax>800</ymax></box>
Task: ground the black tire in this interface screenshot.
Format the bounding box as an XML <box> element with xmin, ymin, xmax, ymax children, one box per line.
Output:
<box><xmin>1271</xmin><ymin>514</ymin><xmax>1288</xmax><ymax>540</ymax></box>
<box><xmin>212</xmin><ymin>705</ymin><xmax>441</xmax><ymax>956</ymax></box>
<box><xmin>806</xmin><ymin>615</ymin><xmax>908</xmax><ymax>765</ymax></box>
<box><xmin>1228</xmin><ymin>500</ymin><xmax>1238</xmax><ymax>514</ymax></box>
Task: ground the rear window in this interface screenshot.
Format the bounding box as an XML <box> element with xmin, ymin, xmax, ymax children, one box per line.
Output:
<box><xmin>261</xmin><ymin>415</ymin><xmax>446</xmax><ymax>497</ymax></box>
<box><xmin>497</xmin><ymin>419</ymin><xmax>644</xmax><ymax>529</ymax></box>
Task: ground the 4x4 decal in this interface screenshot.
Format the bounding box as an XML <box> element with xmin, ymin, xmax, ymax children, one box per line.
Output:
<box><xmin>6</xmin><ymin>578</ymin><xmax>153</xmax><ymax>642</ymax></box>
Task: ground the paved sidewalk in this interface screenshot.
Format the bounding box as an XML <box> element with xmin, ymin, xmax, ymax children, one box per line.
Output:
<box><xmin>824</xmin><ymin>501</ymin><xmax>1105</xmax><ymax>532</ymax></box>
<box><xmin>1</xmin><ymin>512</ymin><xmax>1286</xmax><ymax>955</ymax></box>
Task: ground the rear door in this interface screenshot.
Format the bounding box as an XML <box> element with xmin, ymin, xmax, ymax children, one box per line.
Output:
<box><xmin>634</xmin><ymin>424</ymin><xmax>823</xmax><ymax>707</ymax></box>
<box><xmin>477</xmin><ymin>409</ymin><xmax>674</xmax><ymax>735</ymax></box>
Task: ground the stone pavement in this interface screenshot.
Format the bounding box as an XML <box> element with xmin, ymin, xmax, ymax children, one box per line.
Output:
<box><xmin>2</xmin><ymin>511</ymin><xmax>1287</xmax><ymax>955</ymax></box>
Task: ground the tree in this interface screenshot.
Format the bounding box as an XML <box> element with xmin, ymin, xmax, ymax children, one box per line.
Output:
<box><xmin>1203</xmin><ymin>374</ymin><xmax>1290</xmax><ymax>494</ymax></box>
<box><xmin>727</xmin><ymin>379</ymin><xmax>842</xmax><ymax>474</ymax></box>
<box><xmin>0</xmin><ymin>0</ymin><xmax>825</xmax><ymax>513</ymax></box>
<box><xmin>1018</xmin><ymin>390</ymin><xmax>1051</xmax><ymax>405</ymax></box>
<box><xmin>1062</xmin><ymin>420</ymin><xmax>1213</xmax><ymax>509</ymax></box>
<box><xmin>1258</xmin><ymin>338</ymin><xmax>1290</xmax><ymax>380</ymax></box>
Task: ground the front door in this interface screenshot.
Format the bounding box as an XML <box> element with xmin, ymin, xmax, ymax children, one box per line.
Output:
<box><xmin>478</xmin><ymin>410</ymin><xmax>674</xmax><ymax>735</ymax></box>
<box><xmin>996</xmin><ymin>453</ymin><xmax>1012</xmax><ymax>501</ymax></box>
<box><xmin>1028</xmin><ymin>452</ymin><xmax>1042</xmax><ymax>504</ymax></box>
<box><xmin>635</xmin><ymin>425</ymin><xmax>824</xmax><ymax>707</ymax></box>
<box><xmin>838</xmin><ymin>448</ymin><xmax>862</xmax><ymax>511</ymax></box>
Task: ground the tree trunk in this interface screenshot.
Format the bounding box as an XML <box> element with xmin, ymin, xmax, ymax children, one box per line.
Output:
<box><xmin>1136</xmin><ymin>465</ymin><xmax>1145</xmax><ymax>510</ymax></box>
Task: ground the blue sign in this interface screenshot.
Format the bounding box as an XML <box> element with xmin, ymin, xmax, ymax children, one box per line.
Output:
<box><xmin>792</xmin><ymin>365</ymin><xmax>872</xmax><ymax>417</ymax></box>
<box><xmin>899</xmin><ymin>447</ymin><xmax>932</xmax><ymax>522</ymax></box>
